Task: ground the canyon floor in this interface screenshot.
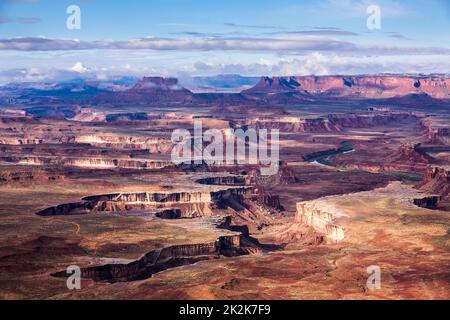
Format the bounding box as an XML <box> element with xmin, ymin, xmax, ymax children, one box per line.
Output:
<box><xmin>0</xmin><ymin>99</ymin><xmax>449</xmax><ymax>300</ymax></box>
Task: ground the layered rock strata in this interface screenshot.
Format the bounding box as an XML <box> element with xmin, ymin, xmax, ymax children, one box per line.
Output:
<box><xmin>295</xmin><ymin>202</ymin><xmax>345</xmax><ymax>243</ymax></box>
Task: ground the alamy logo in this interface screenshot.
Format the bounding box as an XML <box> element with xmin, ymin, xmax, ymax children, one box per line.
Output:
<box><xmin>171</xmin><ymin>121</ymin><xmax>279</xmax><ymax>176</ymax></box>
<box><xmin>66</xmin><ymin>265</ymin><xmax>81</xmax><ymax>290</ymax></box>
<box><xmin>367</xmin><ymin>5</ymin><xmax>381</xmax><ymax>30</ymax></box>
<box><xmin>366</xmin><ymin>265</ymin><xmax>381</xmax><ymax>290</ymax></box>
<box><xmin>66</xmin><ymin>5</ymin><xmax>81</xmax><ymax>30</ymax></box>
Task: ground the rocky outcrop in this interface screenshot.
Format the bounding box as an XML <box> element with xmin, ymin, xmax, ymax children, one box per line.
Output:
<box><xmin>0</xmin><ymin>155</ymin><xmax>172</xmax><ymax>170</ymax></box>
<box><xmin>334</xmin><ymin>143</ymin><xmax>434</xmax><ymax>174</ymax></box>
<box><xmin>52</xmin><ymin>232</ymin><xmax>252</xmax><ymax>282</ymax></box>
<box><xmin>155</xmin><ymin>208</ymin><xmax>183</xmax><ymax>219</ymax></box>
<box><xmin>421</xmin><ymin>166</ymin><xmax>450</xmax><ymax>199</ymax></box>
<box><xmin>257</xmin><ymin>193</ymin><xmax>284</xmax><ymax>211</ymax></box>
<box><xmin>51</xmin><ymin>212</ymin><xmax>266</xmax><ymax>283</ymax></box>
<box><xmin>413</xmin><ymin>196</ymin><xmax>441</xmax><ymax>209</ymax></box>
<box><xmin>0</xmin><ymin>167</ymin><xmax>63</xmax><ymax>184</ymax></box>
<box><xmin>252</xmin><ymin>112</ymin><xmax>420</xmax><ymax>133</ymax></box>
<box><xmin>36</xmin><ymin>187</ymin><xmax>255</xmax><ymax>216</ymax></box>
<box><xmin>84</xmin><ymin>191</ymin><xmax>215</xmax><ymax>204</ymax></box>
<box><xmin>338</xmin><ymin>163</ymin><xmax>423</xmax><ymax>175</ymax></box>
<box><xmin>69</xmin><ymin>108</ymin><xmax>106</xmax><ymax>123</ymax></box>
<box><xmin>94</xmin><ymin>77</ymin><xmax>193</xmax><ymax>105</ymax></box>
<box><xmin>196</xmin><ymin>175</ymin><xmax>246</xmax><ymax>186</ymax></box>
<box><xmin>75</xmin><ymin>134</ymin><xmax>172</xmax><ymax>152</ymax></box>
<box><xmin>36</xmin><ymin>201</ymin><xmax>97</xmax><ymax>216</ymax></box>
<box><xmin>389</xmin><ymin>143</ymin><xmax>434</xmax><ymax>165</ymax></box>
<box><xmin>244</xmin><ymin>75</ymin><xmax>450</xmax><ymax>99</ymax></box>
<box><xmin>295</xmin><ymin>202</ymin><xmax>345</xmax><ymax>243</ymax></box>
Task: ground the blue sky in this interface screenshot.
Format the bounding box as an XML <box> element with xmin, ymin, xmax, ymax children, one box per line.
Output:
<box><xmin>0</xmin><ymin>0</ymin><xmax>449</xmax><ymax>83</ymax></box>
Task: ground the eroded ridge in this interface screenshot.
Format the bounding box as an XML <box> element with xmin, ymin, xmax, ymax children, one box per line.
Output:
<box><xmin>52</xmin><ymin>216</ymin><xmax>261</xmax><ymax>283</ymax></box>
<box><xmin>45</xmin><ymin>176</ymin><xmax>284</xmax><ymax>282</ymax></box>
<box><xmin>295</xmin><ymin>202</ymin><xmax>346</xmax><ymax>243</ymax></box>
<box><xmin>36</xmin><ymin>187</ymin><xmax>254</xmax><ymax>217</ymax></box>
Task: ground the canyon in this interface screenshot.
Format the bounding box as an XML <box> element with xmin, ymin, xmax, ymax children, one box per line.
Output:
<box><xmin>0</xmin><ymin>74</ymin><xmax>449</xmax><ymax>300</ymax></box>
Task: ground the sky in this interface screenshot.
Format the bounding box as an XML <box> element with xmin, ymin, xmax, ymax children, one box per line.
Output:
<box><xmin>0</xmin><ymin>0</ymin><xmax>449</xmax><ymax>83</ymax></box>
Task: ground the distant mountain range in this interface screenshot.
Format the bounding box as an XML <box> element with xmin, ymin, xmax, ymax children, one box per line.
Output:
<box><xmin>244</xmin><ymin>75</ymin><xmax>450</xmax><ymax>99</ymax></box>
<box><xmin>1</xmin><ymin>74</ymin><xmax>450</xmax><ymax>109</ymax></box>
<box><xmin>0</xmin><ymin>76</ymin><xmax>139</xmax><ymax>100</ymax></box>
<box><xmin>94</xmin><ymin>77</ymin><xmax>193</xmax><ymax>105</ymax></box>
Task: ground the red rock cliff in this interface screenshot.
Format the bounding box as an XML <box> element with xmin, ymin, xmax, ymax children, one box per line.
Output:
<box><xmin>244</xmin><ymin>75</ymin><xmax>450</xmax><ymax>99</ymax></box>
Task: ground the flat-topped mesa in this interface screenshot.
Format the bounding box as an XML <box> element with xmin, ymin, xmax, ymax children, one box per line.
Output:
<box><xmin>94</xmin><ymin>76</ymin><xmax>193</xmax><ymax>105</ymax></box>
<box><xmin>295</xmin><ymin>202</ymin><xmax>345</xmax><ymax>243</ymax></box>
<box><xmin>83</xmin><ymin>191</ymin><xmax>215</xmax><ymax>204</ymax></box>
<box><xmin>0</xmin><ymin>155</ymin><xmax>172</xmax><ymax>170</ymax></box>
<box><xmin>75</xmin><ymin>135</ymin><xmax>172</xmax><ymax>153</ymax></box>
<box><xmin>244</xmin><ymin>75</ymin><xmax>450</xmax><ymax>99</ymax></box>
<box><xmin>36</xmin><ymin>187</ymin><xmax>255</xmax><ymax>216</ymax></box>
<box><xmin>421</xmin><ymin>166</ymin><xmax>450</xmax><ymax>199</ymax></box>
<box><xmin>251</xmin><ymin>112</ymin><xmax>420</xmax><ymax>133</ymax></box>
<box><xmin>64</xmin><ymin>158</ymin><xmax>171</xmax><ymax>170</ymax></box>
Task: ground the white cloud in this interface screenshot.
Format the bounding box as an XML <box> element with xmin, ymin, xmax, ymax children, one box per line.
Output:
<box><xmin>70</xmin><ymin>62</ymin><xmax>89</xmax><ymax>73</ymax></box>
<box><xmin>185</xmin><ymin>53</ymin><xmax>450</xmax><ymax>76</ymax></box>
<box><xmin>1</xmin><ymin>52</ymin><xmax>450</xmax><ymax>85</ymax></box>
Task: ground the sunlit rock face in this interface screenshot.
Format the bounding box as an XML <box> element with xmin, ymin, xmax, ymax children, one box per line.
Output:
<box><xmin>295</xmin><ymin>202</ymin><xmax>345</xmax><ymax>243</ymax></box>
<box><xmin>75</xmin><ymin>135</ymin><xmax>172</xmax><ymax>152</ymax></box>
<box><xmin>36</xmin><ymin>187</ymin><xmax>255</xmax><ymax>217</ymax></box>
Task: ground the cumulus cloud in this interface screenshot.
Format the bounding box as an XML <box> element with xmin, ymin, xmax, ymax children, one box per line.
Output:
<box><xmin>1</xmin><ymin>52</ymin><xmax>450</xmax><ymax>85</ymax></box>
<box><xmin>184</xmin><ymin>53</ymin><xmax>450</xmax><ymax>76</ymax></box>
<box><xmin>70</xmin><ymin>62</ymin><xmax>89</xmax><ymax>73</ymax></box>
<box><xmin>0</xmin><ymin>62</ymin><xmax>152</xmax><ymax>84</ymax></box>
<box><xmin>0</xmin><ymin>67</ymin><xmax>81</xmax><ymax>83</ymax></box>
